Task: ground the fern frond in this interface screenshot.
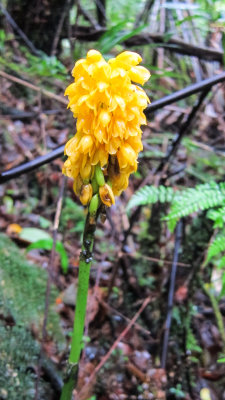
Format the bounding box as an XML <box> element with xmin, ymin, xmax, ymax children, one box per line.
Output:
<box><xmin>207</xmin><ymin>206</ymin><xmax>225</xmax><ymax>228</ymax></box>
<box><xmin>127</xmin><ymin>185</ymin><xmax>175</xmax><ymax>212</ymax></box>
<box><xmin>218</xmin><ymin>255</ymin><xmax>225</xmax><ymax>269</ymax></box>
<box><xmin>165</xmin><ymin>182</ymin><xmax>225</xmax><ymax>221</ymax></box>
<box><xmin>205</xmin><ymin>231</ymin><xmax>225</xmax><ymax>264</ymax></box>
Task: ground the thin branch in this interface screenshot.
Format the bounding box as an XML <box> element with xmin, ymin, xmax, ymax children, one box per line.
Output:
<box><xmin>95</xmin><ymin>0</ymin><xmax>107</xmax><ymax>27</ymax></box>
<box><xmin>161</xmin><ymin>220</ymin><xmax>183</xmax><ymax>369</ymax></box>
<box><xmin>156</xmin><ymin>88</ymin><xmax>211</xmax><ymax>173</ymax></box>
<box><xmin>0</xmin><ymin>4</ymin><xmax>41</xmax><ymax>56</ymax></box>
<box><xmin>0</xmin><ymin>144</ymin><xmax>65</xmax><ymax>183</ymax></box>
<box><xmin>77</xmin><ymin>0</ymin><xmax>100</xmax><ymax>30</ymax></box>
<box><xmin>125</xmin><ymin>33</ymin><xmax>224</xmax><ymax>63</ymax></box>
<box><xmin>1</xmin><ymin>72</ymin><xmax>225</xmax><ymax>184</ymax></box>
<box><xmin>133</xmin><ymin>0</ymin><xmax>155</xmax><ymax>28</ymax></box>
<box><xmin>144</xmin><ymin>71</ymin><xmax>225</xmax><ymax>114</ymax></box>
<box><xmin>0</xmin><ymin>70</ymin><xmax>67</xmax><ymax>104</ymax></box>
<box><xmin>51</xmin><ymin>0</ymin><xmax>72</xmax><ymax>56</ymax></box>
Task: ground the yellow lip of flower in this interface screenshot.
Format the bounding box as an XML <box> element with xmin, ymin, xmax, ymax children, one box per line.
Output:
<box><xmin>63</xmin><ymin>49</ymin><xmax>150</xmax><ymax>206</ymax></box>
<box><xmin>99</xmin><ymin>184</ymin><xmax>115</xmax><ymax>207</ymax></box>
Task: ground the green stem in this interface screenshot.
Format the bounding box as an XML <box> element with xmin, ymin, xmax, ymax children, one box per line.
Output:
<box><xmin>60</xmin><ymin>211</ymin><xmax>97</xmax><ymax>400</ymax></box>
<box><xmin>203</xmin><ymin>283</ymin><xmax>225</xmax><ymax>354</ymax></box>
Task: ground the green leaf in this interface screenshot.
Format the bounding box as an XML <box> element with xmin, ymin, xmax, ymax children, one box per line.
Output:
<box><xmin>218</xmin><ymin>356</ymin><xmax>225</xmax><ymax>363</ymax></box>
<box><xmin>3</xmin><ymin>195</ymin><xmax>14</xmax><ymax>214</ymax></box>
<box><xmin>97</xmin><ymin>22</ymin><xmax>146</xmax><ymax>54</ymax></box>
<box><xmin>26</xmin><ymin>239</ymin><xmax>68</xmax><ymax>273</ymax></box>
<box><xmin>19</xmin><ymin>227</ymin><xmax>51</xmax><ymax>242</ymax></box>
<box><xmin>222</xmin><ymin>32</ymin><xmax>225</xmax><ymax>66</ymax></box>
<box><xmin>55</xmin><ymin>241</ymin><xmax>69</xmax><ymax>273</ymax></box>
<box><xmin>165</xmin><ymin>182</ymin><xmax>225</xmax><ymax>221</ymax></box>
<box><xmin>39</xmin><ymin>216</ymin><xmax>51</xmax><ymax>229</ymax></box>
<box><xmin>205</xmin><ymin>232</ymin><xmax>225</xmax><ymax>265</ymax></box>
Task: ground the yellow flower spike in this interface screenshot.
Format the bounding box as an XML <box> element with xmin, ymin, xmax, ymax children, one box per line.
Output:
<box><xmin>80</xmin><ymin>184</ymin><xmax>93</xmax><ymax>205</ymax></box>
<box><xmin>63</xmin><ymin>49</ymin><xmax>150</xmax><ymax>206</ymax></box>
<box><xmin>99</xmin><ymin>184</ymin><xmax>115</xmax><ymax>207</ymax></box>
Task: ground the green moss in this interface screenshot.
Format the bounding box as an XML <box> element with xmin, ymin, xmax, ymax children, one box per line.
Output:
<box><xmin>0</xmin><ymin>322</ymin><xmax>54</xmax><ymax>399</ymax></box>
<box><xmin>0</xmin><ymin>233</ymin><xmax>64</xmax><ymax>344</ymax></box>
<box><xmin>0</xmin><ymin>233</ymin><xmax>65</xmax><ymax>398</ymax></box>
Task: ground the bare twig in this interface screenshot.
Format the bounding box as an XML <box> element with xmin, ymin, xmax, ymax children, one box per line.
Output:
<box><xmin>76</xmin><ymin>296</ymin><xmax>151</xmax><ymax>400</ymax></box>
<box><xmin>156</xmin><ymin>88</ymin><xmax>211</xmax><ymax>174</ymax></box>
<box><xmin>161</xmin><ymin>220</ymin><xmax>183</xmax><ymax>368</ymax></box>
<box><xmin>101</xmin><ymin>300</ymin><xmax>151</xmax><ymax>336</ymax></box>
<box><xmin>133</xmin><ymin>0</ymin><xmax>155</xmax><ymax>28</ymax></box>
<box><xmin>0</xmin><ymin>4</ymin><xmax>41</xmax><ymax>56</ymax></box>
<box><xmin>0</xmin><ymin>70</ymin><xmax>67</xmax><ymax>104</ymax></box>
<box><xmin>95</xmin><ymin>0</ymin><xmax>107</xmax><ymax>27</ymax></box>
<box><xmin>51</xmin><ymin>0</ymin><xmax>72</xmax><ymax>56</ymax></box>
<box><xmin>125</xmin><ymin>33</ymin><xmax>224</xmax><ymax>62</ymax></box>
<box><xmin>77</xmin><ymin>0</ymin><xmax>100</xmax><ymax>30</ymax></box>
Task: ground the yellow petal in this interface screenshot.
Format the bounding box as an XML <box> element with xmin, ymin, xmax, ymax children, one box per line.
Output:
<box><xmin>80</xmin><ymin>184</ymin><xmax>93</xmax><ymax>205</ymax></box>
<box><xmin>114</xmin><ymin>95</ymin><xmax>126</xmax><ymax>111</ymax></box>
<box><xmin>80</xmin><ymin>162</ymin><xmax>92</xmax><ymax>180</ymax></box>
<box><xmin>127</xmin><ymin>136</ymin><xmax>143</xmax><ymax>153</ymax></box>
<box><xmin>86</xmin><ymin>49</ymin><xmax>103</xmax><ymax>63</ymax></box>
<box><xmin>129</xmin><ymin>66</ymin><xmax>151</xmax><ymax>85</ymax></box>
<box><xmin>99</xmin><ymin>110</ymin><xmax>111</xmax><ymax>127</ymax></box>
<box><xmin>97</xmin><ymin>81</ymin><xmax>109</xmax><ymax>92</ymax></box>
<box><xmin>79</xmin><ymin>135</ymin><xmax>94</xmax><ymax>153</ymax></box>
<box><xmin>91</xmin><ymin>146</ymin><xmax>108</xmax><ymax>166</ymax></box>
<box><xmin>72</xmin><ymin>59</ymin><xmax>87</xmax><ymax>78</ymax></box>
<box><xmin>73</xmin><ymin>175</ymin><xmax>83</xmax><ymax>195</ymax></box>
<box><xmin>115</xmin><ymin>51</ymin><xmax>142</xmax><ymax>66</ymax></box>
<box><xmin>117</xmin><ymin>143</ymin><xmax>137</xmax><ymax>169</ymax></box>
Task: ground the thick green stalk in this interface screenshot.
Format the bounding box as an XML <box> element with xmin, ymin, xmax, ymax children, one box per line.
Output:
<box><xmin>60</xmin><ymin>211</ymin><xmax>97</xmax><ymax>400</ymax></box>
<box><xmin>203</xmin><ymin>283</ymin><xmax>225</xmax><ymax>354</ymax></box>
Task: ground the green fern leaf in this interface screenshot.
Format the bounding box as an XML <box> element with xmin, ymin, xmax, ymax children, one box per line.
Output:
<box><xmin>165</xmin><ymin>182</ymin><xmax>225</xmax><ymax>221</ymax></box>
<box><xmin>127</xmin><ymin>185</ymin><xmax>175</xmax><ymax>212</ymax></box>
<box><xmin>205</xmin><ymin>231</ymin><xmax>225</xmax><ymax>264</ymax></box>
<box><xmin>207</xmin><ymin>206</ymin><xmax>225</xmax><ymax>228</ymax></box>
<box><xmin>218</xmin><ymin>255</ymin><xmax>225</xmax><ymax>269</ymax></box>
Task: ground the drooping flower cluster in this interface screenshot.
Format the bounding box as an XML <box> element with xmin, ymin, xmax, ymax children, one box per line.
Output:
<box><xmin>63</xmin><ymin>49</ymin><xmax>150</xmax><ymax>207</ymax></box>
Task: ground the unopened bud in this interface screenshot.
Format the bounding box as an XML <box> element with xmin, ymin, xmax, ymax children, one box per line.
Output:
<box><xmin>91</xmin><ymin>176</ymin><xmax>98</xmax><ymax>194</ymax></box>
<box><xmin>80</xmin><ymin>184</ymin><xmax>93</xmax><ymax>205</ymax></box>
<box><xmin>95</xmin><ymin>164</ymin><xmax>105</xmax><ymax>187</ymax></box>
<box><xmin>89</xmin><ymin>194</ymin><xmax>99</xmax><ymax>217</ymax></box>
<box><xmin>99</xmin><ymin>184</ymin><xmax>115</xmax><ymax>207</ymax></box>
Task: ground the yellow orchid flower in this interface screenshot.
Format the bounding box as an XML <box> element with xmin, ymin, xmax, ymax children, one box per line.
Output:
<box><xmin>63</xmin><ymin>49</ymin><xmax>150</xmax><ymax>207</ymax></box>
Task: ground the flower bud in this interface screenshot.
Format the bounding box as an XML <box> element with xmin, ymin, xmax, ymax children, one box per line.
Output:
<box><xmin>80</xmin><ymin>184</ymin><xmax>93</xmax><ymax>205</ymax></box>
<box><xmin>99</xmin><ymin>184</ymin><xmax>115</xmax><ymax>207</ymax></box>
<box><xmin>95</xmin><ymin>164</ymin><xmax>105</xmax><ymax>186</ymax></box>
<box><xmin>89</xmin><ymin>193</ymin><xmax>99</xmax><ymax>217</ymax></box>
<box><xmin>91</xmin><ymin>176</ymin><xmax>98</xmax><ymax>194</ymax></box>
